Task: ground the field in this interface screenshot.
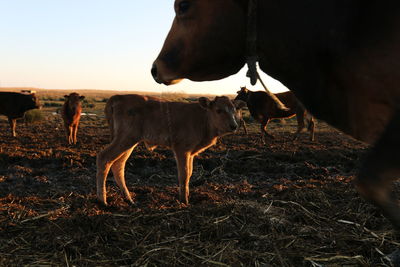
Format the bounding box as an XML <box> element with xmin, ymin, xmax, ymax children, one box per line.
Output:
<box><xmin>0</xmin><ymin>90</ymin><xmax>399</xmax><ymax>266</ymax></box>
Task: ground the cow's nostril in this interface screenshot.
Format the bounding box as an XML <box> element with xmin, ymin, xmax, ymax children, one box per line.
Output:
<box><xmin>151</xmin><ymin>63</ymin><xmax>158</xmax><ymax>79</ymax></box>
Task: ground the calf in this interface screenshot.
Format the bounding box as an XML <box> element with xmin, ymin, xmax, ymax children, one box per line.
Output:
<box><xmin>235</xmin><ymin>87</ymin><xmax>314</xmax><ymax>142</ymax></box>
<box><xmin>0</xmin><ymin>92</ymin><xmax>41</xmax><ymax>137</ymax></box>
<box><xmin>61</xmin><ymin>93</ymin><xmax>84</xmax><ymax>145</ymax></box>
<box><xmin>97</xmin><ymin>94</ymin><xmax>245</xmax><ymax>205</ymax></box>
<box><xmin>235</xmin><ymin>105</ymin><xmax>248</xmax><ymax>134</ymax></box>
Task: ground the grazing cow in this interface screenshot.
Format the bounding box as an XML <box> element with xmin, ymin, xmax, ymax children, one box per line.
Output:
<box><xmin>96</xmin><ymin>94</ymin><xmax>245</xmax><ymax>205</ymax></box>
<box><xmin>235</xmin><ymin>87</ymin><xmax>314</xmax><ymax>141</ymax></box>
<box><xmin>0</xmin><ymin>92</ymin><xmax>41</xmax><ymax>137</ymax></box>
<box><xmin>152</xmin><ymin>1</ymin><xmax>400</xmax><ymax>227</ymax></box>
<box><xmin>61</xmin><ymin>93</ymin><xmax>84</xmax><ymax>145</ymax></box>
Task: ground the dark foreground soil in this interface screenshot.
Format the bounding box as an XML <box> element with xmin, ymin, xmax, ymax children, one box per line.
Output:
<box><xmin>0</xmin><ymin>112</ymin><xmax>399</xmax><ymax>266</ymax></box>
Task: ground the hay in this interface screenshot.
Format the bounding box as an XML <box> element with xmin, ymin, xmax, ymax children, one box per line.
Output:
<box><xmin>1</xmin><ymin>183</ymin><xmax>398</xmax><ymax>266</ymax></box>
<box><xmin>0</xmin><ymin>117</ymin><xmax>398</xmax><ymax>266</ymax></box>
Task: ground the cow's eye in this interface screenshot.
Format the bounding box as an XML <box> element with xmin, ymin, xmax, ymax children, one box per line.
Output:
<box><xmin>177</xmin><ymin>1</ymin><xmax>190</xmax><ymax>15</ymax></box>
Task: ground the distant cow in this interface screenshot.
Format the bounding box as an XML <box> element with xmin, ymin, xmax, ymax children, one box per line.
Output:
<box><xmin>0</xmin><ymin>92</ymin><xmax>41</xmax><ymax>137</ymax></box>
<box><xmin>235</xmin><ymin>87</ymin><xmax>314</xmax><ymax>142</ymax></box>
<box><xmin>61</xmin><ymin>93</ymin><xmax>84</xmax><ymax>145</ymax></box>
<box><xmin>97</xmin><ymin>94</ymin><xmax>245</xmax><ymax>205</ymax></box>
<box><xmin>235</xmin><ymin>103</ymin><xmax>248</xmax><ymax>135</ymax></box>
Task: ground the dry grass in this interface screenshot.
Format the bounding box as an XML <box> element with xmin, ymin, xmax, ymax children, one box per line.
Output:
<box><xmin>1</xmin><ymin>88</ymin><xmax>399</xmax><ymax>266</ymax></box>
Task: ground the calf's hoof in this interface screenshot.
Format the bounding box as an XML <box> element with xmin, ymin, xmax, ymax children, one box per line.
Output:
<box><xmin>125</xmin><ymin>197</ymin><xmax>135</xmax><ymax>206</ymax></box>
<box><xmin>179</xmin><ymin>196</ymin><xmax>189</xmax><ymax>206</ymax></box>
<box><xmin>97</xmin><ymin>194</ymin><xmax>108</xmax><ymax>206</ymax></box>
<box><xmin>97</xmin><ymin>199</ymin><xmax>108</xmax><ymax>207</ymax></box>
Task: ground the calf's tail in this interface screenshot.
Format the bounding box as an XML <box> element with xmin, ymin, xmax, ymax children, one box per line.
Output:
<box><xmin>104</xmin><ymin>99</ymin><xmax>114</xmax><ymax>142</ymax></box>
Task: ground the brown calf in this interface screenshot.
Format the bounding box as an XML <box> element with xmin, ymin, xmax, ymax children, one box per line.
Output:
<box><xmin>96</xmin><ymin>94</ymin><xmax>245</xmax><ymax>206</ymax></box>
<box><xmin>61</xmin><ymin>93</ymin><xmax>84</xmax><ymax>145</ymax></box>
<box><xmin>235</xmin><ymin>87</ymin><xmax>314</xmax><ymax>142</ymax></box>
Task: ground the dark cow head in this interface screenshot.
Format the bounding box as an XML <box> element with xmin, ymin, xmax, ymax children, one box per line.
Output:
<box><xmin>234</xmin><ymin>86</ymin><xmax>251</xmax><ymax>102</ymax></box>
<box><xmin>64</xmin><ymin>93</ymin><xmax>85</xmax><ymax>108</ymax></box>
<box><xmin>26</xmin><ymin>93</ymin><xmax>41</xmax><ymax>110</ymax></box>
<box><xmin>152</xmin><ymin>0</ymin><xmax>247</xmax><ymax>85</ymax></box>
<box><xmin>198</xmin><ymin>96</ymin><xmax>243</xmax><ymax>135</ymax></box>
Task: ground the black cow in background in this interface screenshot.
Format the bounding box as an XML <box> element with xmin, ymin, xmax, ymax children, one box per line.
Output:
<box><xmin>235</xmin><ymin>87</ymin><xmax>314</xmax><ymax>142</ymax></box>
<box><xmin>0</xmin><ymin>92</ymin><xmax>41</xmax><ymax>137</ymax></box>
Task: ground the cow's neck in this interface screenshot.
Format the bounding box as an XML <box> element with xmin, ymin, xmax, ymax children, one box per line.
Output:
<box><xmin>255</xmin><ymin>1</ymin><xmax>359</xmax><ymax>135</ymax></box>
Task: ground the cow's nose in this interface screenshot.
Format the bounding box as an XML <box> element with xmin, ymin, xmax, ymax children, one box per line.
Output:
<box><xmin>151</xmin><ymin>63</ymin><xmax>159</xmax><ymax>82</ymax></box>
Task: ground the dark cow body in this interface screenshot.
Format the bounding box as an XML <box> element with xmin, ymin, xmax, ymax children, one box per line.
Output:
<box><xmin>0</xmin><ymin>92</ymin><xmax>41</xmax><ymax>137</ymax></box>
<box><xmin>153</xmin><ymin>1</ymin><xmax>400</xmax><ymax>227</ymax></box>
<box><xmin>235</xmin><ymin>87</ymin><xmax>314</xmax><ymax>141</ymax></box>
<box><xmin>61</xmin><ymin>93</ymin><xmax>84</xmax><ymax>145</ymax></box>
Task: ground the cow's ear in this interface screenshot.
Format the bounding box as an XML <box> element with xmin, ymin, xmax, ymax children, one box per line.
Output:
<box><xmin>64</xmin><ymin>95</ymin><xmax>69</xmax><ymax>99</ymax></box>
<box><xmin>79</xmin><ymin>96</ymin><xmax>85</xmax><ymax>100</ymax></box>
<box><xmin>198</xmin><ymin>97</ymin><xmax>211</xmax><ymax>109</ymax></box>
<box><xmin>234</xmin><ymin>100</ymin><xmax>246</xmax><ymax>110</ymax></box>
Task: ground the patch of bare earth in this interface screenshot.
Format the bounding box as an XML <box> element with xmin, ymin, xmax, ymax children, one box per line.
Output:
<box><xmin>0</xmin><ymin>113</ymin><xmax>398</xmax><ymax>266</ymax></box>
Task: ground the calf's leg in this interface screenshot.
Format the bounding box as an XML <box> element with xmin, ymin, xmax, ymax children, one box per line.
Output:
<box><xmin>64</xmin><ymin>124</ymin><xmax>72</xmax><ymax>144</ymax></box>
<box><xmin>69</xmin><ymin>126</ymin><xmax>73</xmax><ymax>144</ymax></box>
<box><xmin>174</xmin><ymin>151</ymin><xmax>194</xmax><ymax>205</ymax></box>
<box><xmin>354</xmin><ymin>110</ymin><xmax>400</xmax><ymax>228</ymax></box>
<box><xmin>293</xmin><ymin>111</ymin><xmax>305</xmax><ymax>140</ymax></box>
<box><xmin>110</xmin><ymin>147</ymin><xmax>135</xmax><ymax>204</ymax></box>
<box><xmin>96</xmin><ymin>137</ymin><xmax>138</xmax><ymax>205</ymax></box>
<box><xmin>240</xmin><ymin>118</ymin><xmax>248</xmax><ymax>134</ymax></box>
<box><xmin>72</xmin><ymin>124</ymin><xmax>78</xmax><ymax>144</ymax></box>
<box><xmin>260</xmin><ymin>118</ymin><xmax>273</xmax><ymax>143</ymax></box>
<box><xmin>8</xmin><ymin>118</ymin><xmax>17</xmax><ymax>137</ymax></box>
<box><xmin>308</xmin><ymin>116</ymin><xmax>315</xmax><ymax>141</ymax></box>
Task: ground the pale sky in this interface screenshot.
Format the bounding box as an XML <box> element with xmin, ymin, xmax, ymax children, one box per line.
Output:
<box><xmin>0</xmin><ymin>0</ymin><xmax>288</xmax><ymax>95</ymax></box>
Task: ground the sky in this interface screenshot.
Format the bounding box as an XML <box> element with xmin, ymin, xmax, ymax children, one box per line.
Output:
<box><xmin>0</xmin><ymin>0</ymin><xmax>288</xmax><ymax>95</ymax></box>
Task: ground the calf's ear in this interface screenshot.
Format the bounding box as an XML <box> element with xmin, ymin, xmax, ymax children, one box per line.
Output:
<box><xmin>198</xmin><ymin>97</ymin><xmax>212</xmax><ymax>109</ymax></box>
<box><xmin>234</xmin><ymin>100</ymin><xmax>246</xmax><ymax>110</ymax></box>
<box><xmin>79</xmin><ymin>96</ymin><xmax>85</xmax><ymax>100</ymax></box>
<box><xmin>64</xmin><ymin>95</ymin><xmax>69</xmax><ymax>99</ymax></box>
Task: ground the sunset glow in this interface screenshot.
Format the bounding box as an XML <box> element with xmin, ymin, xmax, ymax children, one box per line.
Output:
<box><xmin>0</xmin><ymin>0</ymin><xmax>288</xmax><ymax>95</ymax></box>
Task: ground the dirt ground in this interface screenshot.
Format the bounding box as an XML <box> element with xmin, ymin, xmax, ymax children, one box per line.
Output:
<box><xmin>0</xmin><ymin>105</ymin><xmax>399</xmax><ymax>266</ymax></box>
